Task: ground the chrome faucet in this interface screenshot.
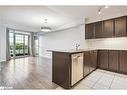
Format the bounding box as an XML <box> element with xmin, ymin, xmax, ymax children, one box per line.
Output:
<box><xmin>76</xmin><ymin>44</ymin><xmax>80</xmax><ymax>50</ymax></box>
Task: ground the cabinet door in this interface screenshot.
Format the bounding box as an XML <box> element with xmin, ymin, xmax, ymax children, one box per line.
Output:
<box><xmin>95</xmin><ymin>21</ymin><xmax>103</xmax><ymax>38</ymax></box>
<box><xmin>85</xmin><ymin>23</ymin><xmax>95</xmax><ymax>39</ymax></box>
<box><xmin>98</xmin><ymin>50</ymin><xmax>109</xmax><ymax>69</ymax></box>
<box><xmin>84</xmin><ymin>51</ymin><xmax>90</xmax><ymax>76</ymax></box>
<box><xmin>90</xmin><ymin>50</ymin><xmax>97</xmax><ymax>72</ymax></box>
<box><xmin>115</xmin><ymin>16</ymin><xmax>126</xmax><ymax>37</ymax></box>
<box><xmin>85</xmin><ymin>24</ymin><xmax>89</xmax><ymax>39</ymax></box>
<box><xmin>108</xmin><ymin>50</ymin><xmax>119</xmax><ymax>72</ymax></box>
<box><xmin>103</xmin><ymin>19</ymin><xmax>114</xmax><ymax>38</ymax></box>
<box><xmin>119</xmin><ymin>51</ymin><xmax>127</xmax><ymax>74</ymax></box>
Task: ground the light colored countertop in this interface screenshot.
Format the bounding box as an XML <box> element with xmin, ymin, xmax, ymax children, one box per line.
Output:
<box><xmin>47</xmin><ymin>49</ymin><xmax>97</xmax><ymax>53</ymax></box>
<box><xmin>48</xmin><ymin>48</ymin><xmax>127</xmax><ymax>54</ymax></box>
<box><xmin>98</xmin><ymin>48</ymin><xmax>127</xmax><ymax>51</ymax></box>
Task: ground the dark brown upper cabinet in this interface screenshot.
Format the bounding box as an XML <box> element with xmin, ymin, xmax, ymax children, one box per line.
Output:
<box><xmin>85</xmin><ymin>23</ymin><xmax>95</xmax><ymax>39</ymax></box>
<box><xmin>108</xmin><ymin>50</ymin><xmax>119</xmax><ymax>72</ymax></box>
<box><xmin>95</xmin><ymin>21</ymin><xmax>103</xmax><ymax>38</ymax></box>
<box><xmin>85</xmin><ymin>16</ymin><xmax>127</xmax><ymax>39</ymax></box>
<box><xmin>98</xmin><ymin>50</ymin><xmax>109</xmax><ymax>70</ymax></box>
<box><xmin>114</xmin><ymin>16</ymin><xmax>127</xmax><ymax>37</ymax></box>
<box><xmin>103</xmin><ymin>19</ymin><xmax>114</xmax><ymax>38</ymax></box>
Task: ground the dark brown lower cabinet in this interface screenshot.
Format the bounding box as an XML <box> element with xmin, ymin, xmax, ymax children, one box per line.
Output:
<box><xmin>108</xmin><ymin>50</ymin><xmax>119</xmax><ymax>72</ymax></box>
<box><xmin>119</xmin><ymin>51</ymin><xmax>127</xmax><ymax>74</ymax></box>
<box><xmin>84</xmin><ymin>51</ymin><xmax>90</xmax><ymax>76</ymax></box>
<box><xmin>52</xmin><ymin>52</ymin><xmax>71</xmax><ymax>89</ymax></box>
<box><xmin>52</xmin><ymin>50</ymin><xmax>127</xmax><ymax>89</ymax></box>
<box><xmin>98</xmin><ymin>50</ymin><xmax>127</xmax><ymax>74</ymax></box>
<box><xmin>84</xmin><ymin>50</ymin><xmax>97</xmax><ymax>76</ymax></box>
<box><xmin>98</xmin><ymin>50</ymin><xmax>109</xmax><ymax>69</ymax></box>
<box><xmin>90</xmin><ymin>50</ymin><xmax>97</xmax><ymax>72</ymax></box>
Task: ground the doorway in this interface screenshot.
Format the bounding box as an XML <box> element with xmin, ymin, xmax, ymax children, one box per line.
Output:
<box><xmin>9</xmin><ymin>31</ymin><xmax>30</xmax><ymax>58</ymax></box>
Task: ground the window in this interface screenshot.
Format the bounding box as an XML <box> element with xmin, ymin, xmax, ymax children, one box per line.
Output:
<box><xmin>9</xmin><ymin>29</ymin><xmax>30</xmax><ymax>58</ymax></box>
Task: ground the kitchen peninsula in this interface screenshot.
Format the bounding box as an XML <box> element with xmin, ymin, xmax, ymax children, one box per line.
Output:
<box><xmin>52</xmin><ymin>49</ymin><xmax>127</xmax><ymax>89</ymax></box>
<box><xmin>52</xmin><ymin>49</ymin><xmax>98</xmax><ymax>89</ymax></box>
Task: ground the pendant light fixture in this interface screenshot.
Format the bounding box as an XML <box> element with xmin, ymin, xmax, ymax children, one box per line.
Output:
<box><xmin>41</xmin><ymin>19</ymin><xmax>51</xmax><ymax>32</ymax></box>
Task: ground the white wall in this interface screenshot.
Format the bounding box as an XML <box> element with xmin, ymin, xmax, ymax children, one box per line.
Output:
<box><xmin>0</xmin><ymin>25</ymin><xmax>6</xmax><ymax>62</ymax></box>
<box><xmin>85</xmin><ymin>37</ymin><xmax>127</xmax><ymax>50</ymax></box>
<box><xmin>39</xmin><ymin>24</ymin><xmax>87</xmax><ymax>58</ymax></box>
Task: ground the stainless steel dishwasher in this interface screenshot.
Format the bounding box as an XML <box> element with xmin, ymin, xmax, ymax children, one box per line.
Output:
<box><xmin>71</xmin><ymin>53</ymin><xmax>84</xmax><ymax>86</ymax></box>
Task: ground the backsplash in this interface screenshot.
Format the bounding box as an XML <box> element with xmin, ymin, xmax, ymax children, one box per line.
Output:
<box><xmin>85</xmin><ymin>37</ymin><xmax>127</xmax><ymax>50</ymax></box>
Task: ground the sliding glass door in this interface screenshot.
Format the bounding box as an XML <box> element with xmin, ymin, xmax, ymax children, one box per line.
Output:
<box><xmin>35</xmin><ymin>36</ymin><xmax>39</xmax><ymax>56</ymax></box>
<box><xmin>9</xmin><ymin>31</ymin><xmax>30</xmax><ymax>58</ymax></box>
<box><xmin>15</xmin><ymin>34</ymin><xmax>24</xmax><ymax>56</ymax></box>
<box><xmin>24</xmin><ymin>35</ymin><xmax>29</xmax><ymax>55</ymax></box>
<box><xmin>9</xmin><ymin>32</ymin><xmax>14</xmax><ymax>57</ymax></box>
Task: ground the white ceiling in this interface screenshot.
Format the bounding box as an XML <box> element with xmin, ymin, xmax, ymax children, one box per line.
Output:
<box><xmin>0</xmin><ymin>6</ymin><xmax>127</xmax><ymax>32</ymax></box>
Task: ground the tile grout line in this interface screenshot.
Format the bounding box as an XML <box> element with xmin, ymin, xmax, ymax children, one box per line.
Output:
<box><xmin>109</xmin><ymin>74</ymin><xmax>115</xmax><ymax>89</ymax></box>
<box><xmin>90</xmin><ymin>72</ymin><xmax>105</xmax><ymax>89</ymax></box>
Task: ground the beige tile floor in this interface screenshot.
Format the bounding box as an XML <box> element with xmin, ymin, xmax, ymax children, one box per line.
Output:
<box><xmin>56</xmin><ymin>69</ymin><xmax>127</xmax><ymax>90</ymax></box>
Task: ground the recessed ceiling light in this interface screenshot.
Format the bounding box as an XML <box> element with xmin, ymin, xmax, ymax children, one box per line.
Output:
<box><xmin>105</xmin><ymin>5</ymin><xmax>109</xmax><ymax>8</ymax></box>
<box><xmin>98</xmin><ymin>11</ymin><xmax>101</xmax><ymax>15</ymax></box>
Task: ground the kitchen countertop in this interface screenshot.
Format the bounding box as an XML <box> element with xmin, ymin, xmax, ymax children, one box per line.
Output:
<box><xmin>48</xmin><ymin>48</ymin><xmax>127</xmax><ymax>54</ymax></box>
<box><xmin>47</xmin><ymin>49</ymin><xmax>97</xmax><ymax>54</ymax></box>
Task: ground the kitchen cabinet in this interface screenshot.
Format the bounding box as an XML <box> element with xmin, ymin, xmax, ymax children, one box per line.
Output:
<box><xmin>119</xmin><ymin>51</ymin><xmax>127</xmax><ymax>74</ymax></box>
<box><xmin>52</xmin><ymin>50</ymin><xmax>97</xmax><ymax>89</ymax></box>
<box><xmin>52</xmin><ymin>51</ymin><xmax>84</xmax><ymax>89</ymax></box>
<box><xmin>84</xmin><ymin>50</ymin><xmax>97</xmax><ymax>76</ymax></box>
<box><xmin>97</xmin><ymin>50</ymin><xmax>127</xmax><ymax>74</ymax></box>
<box><xmin>98</xmin><ymin>50</ymin><xmax>109</xmax><ymax>69</ymax></box>
<box><xmin>95</xmin><ymin>21</ymin><xmax>103</xmax><ymax>38</ymax></box>
<box><xmin>85</xmin><ymin>16</ymin><xmax>127</xmax><ymax>39</ymax></box>
<box><xmin>71</xmin><ymin>53</ymin><xmax>83</xmax><ymax>86</ymax></box>
<box><xmin>84</xmin><ymin>51</ymin><xmax>91</xmax><ymax>76</ymax></box>
<box><xmin>103</xmin><ymin>19</ymin><xmax>114</xmax><ymax>38</ymax></box>
<box><xmin>108</xmin><ymin>50</ymin><xmax>119</xmax><ymax>72</ymax></box>
<box><xmin>85</xmin><ymin>24</ymin><xmax>89</xmax><ymax>39</ymax></box>
<box><xmin>115</xmin><ymin>16</ymin><xmax>127</xmax><ymax>37</ymax></box>
<box><xmin>90</xmin><ymin>50</ymin><xmax>97</xmax><ymax>72</ymax></box>
<box><xmin>85</xmin><ymin>23</ymin><xmax>95</xmax><ymax>39</ymax></box>
<box><xmin>52</xmin><ymin>52</ymin><xmax>71</xmax><ymax>89</ymax></box>
<box><xmin>52</xmin><ymin>49</ymin><xmax>127</xmax><ymax>89</ymax></box>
